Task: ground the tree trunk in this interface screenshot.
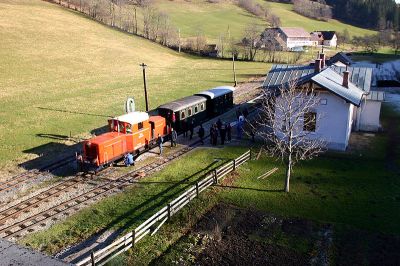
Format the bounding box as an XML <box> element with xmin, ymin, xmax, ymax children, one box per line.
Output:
<box><xmin>284</xmin><ymin>154</ymin><xmax>292</xmax><ymax>192</ymax></box>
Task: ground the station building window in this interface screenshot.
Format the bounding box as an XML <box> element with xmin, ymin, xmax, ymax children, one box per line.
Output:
<box><xmin>303</xmin><ymin>112</ymin><xmax>317</xmax><ymax>132</ymax></box>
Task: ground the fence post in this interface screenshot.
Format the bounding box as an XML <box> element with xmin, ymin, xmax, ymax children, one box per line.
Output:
<box><xmin>214</xmin><ymin>169</ymin><xmax>218</xmax><ymax>182</ymax></box>
<box><xmin>132</xmin><ymin>230</ymin><xmax>136</xmax><ymax>247</ymax></box>
<box><xmin>91</xmin><ymin>250</ymin><xmax>95</xmax><ymax>266</ymax></box>
<box><xmin>195</xmin><ymin>182</ymin><xmax>199</xmax><ymax>197</ymax></box>
<box><xmin>167</xmin><ymin>203</ymin><xmax>171</xmax><ymax>219</ymax></box>
<box><xmin>249</xmin><ymin>149</ymin><xmax>252</xmax><ymax>160</ymax></box>
<box><xmin>233</xmin><ymin>159</ymin><xmax>236</xmax><ymax>170</ymax></box>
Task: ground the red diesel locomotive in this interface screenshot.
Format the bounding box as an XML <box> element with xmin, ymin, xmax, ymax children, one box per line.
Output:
<box><xmin>79</xmin><ymin>111</ymin><xmax>169</xmax><ymax>171</ymax></box>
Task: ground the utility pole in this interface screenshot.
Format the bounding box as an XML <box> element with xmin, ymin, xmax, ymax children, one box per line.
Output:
<box><xmin>134</xmin><ymin>7</ymin><xmax>138</xmax><ymax>35</ymax></box>
<box><xmin>140</xmin><ymin>63</ymin><xmax>149</xmax><ymax>112</ymax></box>
<box><xmin>232</xmin><ymin>53</ymin><xmax>237</xmax><ymax>87</ymax></box>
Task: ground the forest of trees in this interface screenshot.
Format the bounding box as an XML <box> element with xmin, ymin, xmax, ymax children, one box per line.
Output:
<box><xmin>293</xmin><ymin>0</ymin><xmax>332</xmax><ymax>21</ymax></box>
<box><xmin>324</xmin><ymin>0</ymin><xmax>399</xmax><ymax>30</ymax></box>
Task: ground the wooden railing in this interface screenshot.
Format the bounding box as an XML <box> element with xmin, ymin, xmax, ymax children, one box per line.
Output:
<box><xmin>76</xmin><ymin>150</ymin><xmax>251</xmax><ymax>266</ymax></box>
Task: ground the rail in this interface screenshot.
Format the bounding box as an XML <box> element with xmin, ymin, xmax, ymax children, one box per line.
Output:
<box><xmin>75</xmin><ymin>150</ymin><xmax>251</xmax><ymax>266</ymax></box>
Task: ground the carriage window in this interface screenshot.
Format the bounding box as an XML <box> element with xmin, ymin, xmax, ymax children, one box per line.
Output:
<box><xmin>188</xmin><ymin>108</ymin><xmax>192</xmax><ymax>117</ymax></box>
<box><xmin>194</xmin><ymin>105</ymin><xmax>198</xmax><ymax>114</ymax></box>
<box><xmin>138</xmin><ymin>122</ymin><xmax>143</xmax><ymax>130</ymax></box>
<box><xmin>200</xmin><ymin>103</ymin><xmax>204</xmax><ymax>111</ymax></box>
<box><xmin>181</xmin><ymin>110</ymin><xmax>186</xmax><ymax>119</ymax></box>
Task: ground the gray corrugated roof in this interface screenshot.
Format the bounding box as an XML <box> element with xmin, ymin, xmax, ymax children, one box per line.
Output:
<box><xmin>262</xmin><ymin>64</ymin><xmax>315</xmax><ymax>88</ymax></box>
<box><xmin>330</xmin><ymin>66</ymin><xmax>372</xmax><ymax>92</ymax></box>
<box><xmin>263</xmin><ymin>64</ymin><xmax>372</xmax><ymax>106</ymax></box>
<box><xmin>158</xmin><ymin>95</ymin><xmax>207</xmax><ymax>112</ymax></box>
<box><xmin>311</xmin><ymin>68</ymin><xmax>364</xmax><ymax>106</ymax></box>
<box><xmin>328</xmin><ymin>52</ymin><xmax>354</xmax><ymax>66</ymax></box>
<box><xmin>195</xmin><ymin>86</ymin><xmax>235</xmax><ymax>99</ymax></box>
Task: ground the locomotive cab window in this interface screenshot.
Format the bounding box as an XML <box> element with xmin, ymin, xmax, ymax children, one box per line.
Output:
<box><xmin>138</xmin><ymin>122</ymin><xmax>143</xmax><ymax>130</ymax></box>
<box><xmin>126</xmin><ymin>124</ymin><xmax>132</xmax><ymax>133</ymax></box>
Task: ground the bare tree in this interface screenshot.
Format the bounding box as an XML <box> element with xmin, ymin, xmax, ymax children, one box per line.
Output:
<box><xmin>250</xmin><ymin>81</ymin><xmax>326</xmax><ymax>192</ymax></box>
<box><xmin>241</xmin><ymin>23</ymin><xmax>262</xmax><ymax>61</ymax></box>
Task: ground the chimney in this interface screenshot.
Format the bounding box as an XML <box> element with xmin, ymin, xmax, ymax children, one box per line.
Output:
<box><xmin>319</xmin><ymin>52</ymin><xmax>326</xmax><ymax>69</ymax></box>
<box><xmin>314</xmin><ymin>59</ymin><xmax>322</xmax><ymax>73</ymax></box>
<box><xmin>342</xmin><ymin>67</ymin><xmax>350</xmax><ymax>88</ymax></box>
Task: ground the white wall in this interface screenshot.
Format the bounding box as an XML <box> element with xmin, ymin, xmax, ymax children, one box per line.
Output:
<box><xmin>286</xmin><ymin>38</ymin><xmax>313</xmax><ymax>48</ymax></box>
<box><xmin>274</xmin><ymin>91</ymin><xmax>353</xmax><ymax>151</ymax></box>
<box><xmin>359</xmin><ymin>100</ymin><xmax>382</xmax><ymax>131</ymax></box>
<box><xmin>311</xmin><ymin>92</ymin><xmax>353</xmax><ymax>150</ymax></box>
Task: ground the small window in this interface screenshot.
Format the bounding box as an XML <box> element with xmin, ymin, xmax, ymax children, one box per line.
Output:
<box><xmin>188</xmin><ymin>108</ymin><xmax>192</xmax><ymax>117</ymax></box>
<box><xmin>126</xmin><ymin>124</ymin><xmax>132</xmax><ymax>133</ymax></box>
<box><xmin>138</xmin><ymin>122</ymin><xmax>143</xmax><ymax>130</ymax></box>
<box><xmin>303</xmin><ymin>112</ymin><xmax>317</xmax><ymax>132</ymax></box>
<box><xmin>194</xmin><ymin>105</ymin><xmax>198</xmax><ymax>114</ymax></box>
<box><xmin>181</xmin><ymin>110</ymin><xmax>186</xmax><ymax>119</ymax></box>
<box><xmin>200</xmin><ymin>103</ymin><xmax>204</xmax><ymax>111</ymax></box>
<box><xmin>282</xmin><ymin>118</ymin><xmax>287</xmax><ymax>132</ymax></box>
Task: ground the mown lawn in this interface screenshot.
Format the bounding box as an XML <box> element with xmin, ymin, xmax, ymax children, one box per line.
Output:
<box><xmin>222</xmin><ymin>104</ymin><xmax>400</xmax><ymax>235</ymax></box>
<box><xmin>0</xmin><ymin>0</ymin><xmax>268</xmax><ymax>170</ymax></box>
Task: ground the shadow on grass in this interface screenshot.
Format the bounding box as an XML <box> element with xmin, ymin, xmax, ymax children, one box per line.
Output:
<box><xmin>65</xmin><ymin>159</ymin><xmax>228</xmax><ymax>263</ymax></box>
<box><xmin>37</xmin><ymin>106</ymin><xmax>112</xmax><ymax>118</ymax></box>
<box><xmin>215</xmin><ymin>184</ymin><xmax>283</xmax><ymax>193</ymax></box>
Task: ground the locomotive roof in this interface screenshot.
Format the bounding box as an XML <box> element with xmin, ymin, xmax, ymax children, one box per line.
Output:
<box><xmin>158</xmin><ymin>95</ymin><xmax>207</xmax><ymax>112</ymax></box>
<box><xmin>195</xmin><ymin>86</ymin><xmax>235</xmax><ymax>99</ymax></box>
<box><xmin>111</xmin><ymin>111</ymin><xmax>149</xmax><ymax>125</ymax></box>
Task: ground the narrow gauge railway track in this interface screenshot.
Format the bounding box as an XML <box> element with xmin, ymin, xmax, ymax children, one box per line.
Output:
<box><xmin>0</xmin><ymin>156</ymin><xmax>76</xmax><ymax>194</ymax></box>
<box><xmin>0</xmin><ymin>147</ymin><xmax>192</xmax><ymax>240</ymax></box>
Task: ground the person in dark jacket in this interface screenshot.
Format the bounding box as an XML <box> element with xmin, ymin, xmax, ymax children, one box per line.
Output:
<box><xmin>220</xmin><ymin>122</ymin><xmax>226</xmax><ymax>145</ymax></box>
<box><xmin>212</xmin><ymin>124</ymin><xmax>218</xmax><ymax>145</ymax></box>
<box><xmin>170</xmin><ymin>128</ymin><xmax>177</xmax><ymax>147</ymax></box>
<box><xmin>198</xmin><ymin>124</ymin><xmax>205</xmax><ymax>145</ymax></box>
<box><xmin>226</xmin><ymin>122</ymin><xmax>232</xmax><ymax>142</ymax></box>
<box><xmin>243</xmin><ymin>107</ymin><xmax>249</xmax><ymax>118</ymax></box>
<box><xmin>189</xmin><ymin>119</ymin><xmax>195</xmax><ymax>140</ymax></box>
<box><xmin>157</xmin><ymin>134</ymin><xmax>164</xmax><ymax>155</ymax></box>
<box><xmin>182</xmin><ymin>119</ymin><xmax>187</xmax><ymax>138</ymax></box>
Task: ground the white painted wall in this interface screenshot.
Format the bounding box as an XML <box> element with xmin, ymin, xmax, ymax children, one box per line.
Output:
<box><xmin>285</xmin><ymin>38</ymin><xmax>313</xmax><ymax>48</ymax></box>
<box><xmin>274</xmin><ymin>91</ymin><xmax>354</xmax><ymax>151</ymax></box>
<box><xmin>310</xmin><ymin>92</ymin><xmax>353</xmax><ymax>150</ymax></box>
<box><xmin>359</xmin><ymin>100</ymin><xmax>382</xmax><ymax>131</ymax></box>
<box><xmin>323</xmin><ymin>35</ymin><xmax>337</xmax><ymax>47</ymax></box>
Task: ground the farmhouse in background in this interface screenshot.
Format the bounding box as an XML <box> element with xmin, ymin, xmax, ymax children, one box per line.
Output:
<box><xmin>261</xmin><ymin>27</ymin><xmax>313</xmax><ymax>51</ymax></box>
<box><xmin>311</xmin><ymin>31</ymin><xmax>338</xmax><ymax>47</ymax></box>
<box><xmin>263</xmin><ymin>53</ymin><xmax>384</xmax><ymax>151</ymax></box>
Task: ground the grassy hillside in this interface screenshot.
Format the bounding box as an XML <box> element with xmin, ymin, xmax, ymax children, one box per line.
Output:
<box><xmin>0</xmin><ymin>0</ymin><xmax>267</xmax><ymax>170</ymax></box>
<box><xmin>115</xmin><ymin>0</ymin><xmax>374</xmax><ymax>43</ymax></box>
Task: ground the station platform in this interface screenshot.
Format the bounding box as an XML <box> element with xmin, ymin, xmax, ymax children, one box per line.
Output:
<box><xmin>0</xmin><ymin>238</ymin><xmax>71</xmax><ymax>266</ymax></box>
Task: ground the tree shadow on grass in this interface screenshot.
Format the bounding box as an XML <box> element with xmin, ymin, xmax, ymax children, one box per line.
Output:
<box><xmin>67</xmin><ymin>159</ymin><xmax>229</xmax><ymax>263</ymax></box>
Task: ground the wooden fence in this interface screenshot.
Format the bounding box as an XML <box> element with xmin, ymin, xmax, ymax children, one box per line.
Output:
<box><xmin>76</xmin><ymin>150</ymin><xmax>251</xmax><ymax>266</ymax></box>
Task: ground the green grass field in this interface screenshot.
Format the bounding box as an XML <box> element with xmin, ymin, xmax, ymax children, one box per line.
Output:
<box><xmin>130</xmin><ymin>0</ymin><xmax>373</xmax><ymax>43</ymax></box>
<box><xmin>0</xmin><ymin>0</ymin><xmax>268</xmax><ymax>171</ymax></box>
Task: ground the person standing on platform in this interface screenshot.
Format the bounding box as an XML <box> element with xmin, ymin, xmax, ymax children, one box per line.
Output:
<box><xmin>189</xmin><ymin>119</ymin><xmax>195</xmax><ymax>140</ymax></box>
<box><xmin>170</xmin><ymin>128</ymin><xmax>177</xmax><ymax>147</ymax></box>
<box><xmin>182</xmin><ymin>119</ymin><xmax>188</xmax><ymax>138</ymax></box>
<box><xmin>226</xmin><ymin>122</ymin><xmax>232</xmax><ymax>143</ymax></box>
<box><xmin>198</xmin><ymin>124</ymin><xmax>205</xmax><ymax>145</ymax></box>
<box><xmin>157</xmin><ymin>134</ymin><xmax>164</xmax><ymax>155</ymax></box>
<box><xmin>220</xmin><ymin>122</ymin><xmax>226</xmax><ymax>145</ymax></box>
